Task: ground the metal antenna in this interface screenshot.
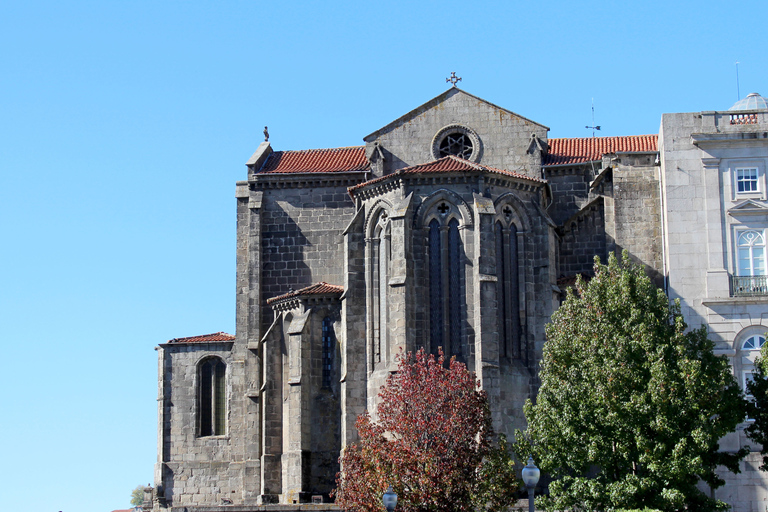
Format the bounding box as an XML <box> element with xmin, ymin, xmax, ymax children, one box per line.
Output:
<box><xmin>585</xmin><ymin>98</ymin><xmax>601</xmax><ymax>137</ymax></box>
<box><xmin>736</xmin><ymin>61</ymin><xmax>741</xmax><ymax>100</ymax></box>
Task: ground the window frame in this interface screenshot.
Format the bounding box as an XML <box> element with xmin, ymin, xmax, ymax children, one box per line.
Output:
<box><xmin>731</xmin><ymin>163</ymin><xmax>765</xmax><ymax>201</ymax></box>
<box><xmin>198</xmin><ymin>356</ymin><xmax>227</xmax><ymax>437</ymax></box>
<box><xmin>735</xmin><ymin>228</ymin><xmax>767</xmax><ymax>277</ymax></box>
<box><xmin>742</xmin><ymin>334</ymin><xmax>766</xmax><ymax>351</ymax></box>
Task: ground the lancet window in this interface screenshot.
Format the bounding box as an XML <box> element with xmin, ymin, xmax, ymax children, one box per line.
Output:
<box><xmin>370</xmin><ymin>210</ymin><xmax>390</xmax><ymax>365</ymax></box>
<box><xmin>427</xmin><ymin>202</ymin><xmax>464</xmax><ymax>359</ymax></box>
<box><xmin>199</xmin><ymin>357</ymin><xmax>226</xmax><ymax>436</ymax></box>
<box><xmin>495</xmin><ymin>205</ymin><xmax>522</xmax><ymax>360</ymax></box>
<box><xmin>322</xmin><ymin>316</ymin><xmax>334</xmax><ymax>388</ymax></box>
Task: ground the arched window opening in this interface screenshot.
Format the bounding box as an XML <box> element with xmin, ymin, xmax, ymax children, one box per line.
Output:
<box><xmin>740</xmin><ymin>332</ymin><xmax>767</xmax><ymax>400</ymax></box>
<box><xmin>738</xmin><ymin>230</ymin><xmax>766</xmax><ymax>276</ymax></box>
<box><xmin>448</xmin><ymin>218</ymin><xmax>462</xmax><ymax>358</ymax></box>
<box><xmin>426</xmin><ymin>206</ymin><xmax>465</xmax><ymax>360</ymax></box>
<box><xmin>495</xmin><ymin>222</ymin><xmax>507</xmax><ymax>357</ymax></box>
<box><xmin>199</xmin><ymin>357</ymin><xmax>226</xmax><ymax>436</ymax></box>
<box><xmin>322</xmin><ymin>317</ymin><xmax>335</xmax><ymax>388</ymax></box>
<box><xmin>496</xmin><ymin>217</ymin><xmax>521</xmax><ymax>360</ymax></box>
<box><xmin>743</xmin><ymin>335</ymin><xmax>766</xmax><ymax>351</ymax></box>
<box><xmin>429</xmin><ymin>219</ymin><xmax>443</xmax><ymax>351</ymax></box>
<box><xmin>371</xmin><ymin>211</ymin><xmax>390</xmax><ymax>365</ymax></box>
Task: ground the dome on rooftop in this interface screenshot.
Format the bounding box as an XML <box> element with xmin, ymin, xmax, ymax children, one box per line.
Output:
<box><xmin>729</xmin><ymin>92</ymin><xmax>768</xmax><ymax>111</ymax></box>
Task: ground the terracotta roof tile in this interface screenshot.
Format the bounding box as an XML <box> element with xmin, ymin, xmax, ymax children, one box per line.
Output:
<box><xmin>257</xmin><ymin>147</ymin><xmax>370</xmax><ymax>174</ymax></box>
<box><xmin>544</xmin><ymin>135</ymin><xmax>658</xmax><ymax>167</ymax></box>
<box><xmin>266</xmin><ymin>282</ymin><xmax>344</xmax><ymax>304</ymax></box>
<box><xmin>167</xmin><ymin>332</ymin><xmax>235</xmax><ymax>344</ymax></box>
<box><xmin>348</xmin><ymin>155</ymin><xmax>544</xmax><ymax>195</ymax></box>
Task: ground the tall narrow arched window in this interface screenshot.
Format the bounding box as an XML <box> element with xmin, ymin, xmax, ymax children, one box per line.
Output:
<box><xmin>429</xmin><ymin>219</ymin><xmax>443</xmax><ymax>351</ymax></box>
<box><xmin>448</xmin><ymin>218</ymin><xmax>462</xmax><ymax>358</ymax></box>
<box><xmin>739</xmin><ymin>331</ymin><xmax>768</xmax><ymax>400</ymax></box>
<box><xmin>426</xmin><ymin>203</ymin><xmax>465</xmax><ymax>360</ymax></box>
<box><xmin>371</xmin><ymin>211</ymin><xmax>390</xmax><ymax>364</ymax></box>
<box><xmin>496</xmin><ymin>218</ymin><xmax>521</xmax><ymax>360</ymax></box>
<box><xmin>322</xmin><ymin>316</ymin><xmax>334</xmax><ymax>388</ymax></box>
<box><xmin>199</xmin><ymin>357</ymin><xmax>226</xmax><ymax>436</ymax></box>
<box><xmin>738</xmin><ymin>230</ymin><xmax>766</xmax><ymax>276</ymax></box>
<box><xmin>495</xmin><ymin>222</ymin><xmax>507</xmax><ymax>357</ymax></box>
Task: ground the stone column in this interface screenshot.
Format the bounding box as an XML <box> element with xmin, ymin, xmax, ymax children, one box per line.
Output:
<box><xmin>702</xmin><ymin>157</ymin><xmax>729</xmax><ymax>298</ymax></box>
<box><xmin>259</xmin><ymin>314</ymin><xmax>282</xmax><ymax>503</ymax></box>
<box><xmin>472</xmin><ymin>193</ymin><xmax>502</xmax><ymax>431</ymax></box>
<box><xmin>388</xmin><ymin>193</ymin><xmax>412</xmax><ymax>358</ymax></box>
<box><xmin>340</xmin><ymin>207</ymin><xmax>367</xmax><ymax>450</ymax></box>
<box><xmin>282</xmin><ymin>308</ymin><xmax>312</xmax><ymax>503</ymax></box>
<box><xmin>236</xmin><ymin>184</ymin><xmax>264</xmax><ymax>502</ymax></box>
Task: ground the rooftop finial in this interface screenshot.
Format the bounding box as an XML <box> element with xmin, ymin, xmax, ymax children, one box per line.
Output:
<box><xmin>264</xmin><ymin>126</ymin><xmax>269</xmax><ymax>142</ymax></box>
<box><xmin>446</xmin><ymin>72</ymin><xmax>462</xmax><ymax>87</ymax></box>
<box><xmin>585</xmin><ymin>98</ymin><xmax>601</xmax><ymax>138</ymax></box>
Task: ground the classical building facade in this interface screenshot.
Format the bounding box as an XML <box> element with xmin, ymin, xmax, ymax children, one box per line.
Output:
<box><xmin>150</xmin><ymin>88</ymin><xmax>768</xmax><ymax>511</ymax></box>
<box><xmin>658</xmin><ymin>95</ymin><xmax>768</xmax><ymax>510</ymax></box>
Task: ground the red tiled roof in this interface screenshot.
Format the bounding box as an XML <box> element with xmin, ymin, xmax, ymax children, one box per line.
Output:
<box><xmin>257</xmin><ymin>147</ymin><xmax>370</xmax><ymax>174</ymax></box>
<box><xmin>544</xmin><ymin>135</ymin><xmax>658</xmax><ymax>166</ymax></box>
<box><xmin>167</xmin><ymin>332</ymin><xmax>235</xmax><ymax>344</ymax></box>
<box><xmin>266</xmin><ymin>282</ymin><xmax>344</xmax><ymax>304</ymax></box>
<box><xmin>348</xmin><ymin>155</ymin><xmax>544</xmax><ymax>195</ymax></box>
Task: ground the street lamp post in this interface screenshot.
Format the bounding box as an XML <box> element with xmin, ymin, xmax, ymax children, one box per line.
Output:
<box><xmin>382</xmin><ymin>485</ymin><xmax>398</xmax><ymax>512</ymax></box>
<box><xmin>521</xmin><ymin>456</ymin><xmax>540</xmax><ymax>512</ymax></box>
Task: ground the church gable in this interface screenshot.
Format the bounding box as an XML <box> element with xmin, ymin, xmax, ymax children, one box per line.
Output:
<box><xmin>363</xmin><ymin>88</ymin><xmax>549</xmax><ymax>179</ymax></box>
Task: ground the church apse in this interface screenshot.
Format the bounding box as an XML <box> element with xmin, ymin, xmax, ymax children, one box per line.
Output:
<box><xmin>154</xmin><ymin>87</ymin><xmax>675</xmax><ymax>510</ymax></box>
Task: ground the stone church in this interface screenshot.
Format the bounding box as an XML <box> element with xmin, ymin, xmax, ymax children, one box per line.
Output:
<box><xmin>151</xmin><ymin>86</ymin><xmax>768</xmax><ymax>511</ymax></box>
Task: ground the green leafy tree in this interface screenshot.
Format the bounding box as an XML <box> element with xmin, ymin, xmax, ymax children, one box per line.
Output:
<box><xmin>518</xmin><ymin>252</ymin><xmax>748</xmax><ymax>512</ymax></box>
<box><xmin>334</xmin><ymin>348</ymin><xmax>518</xmax><ymax>512</ymax></box>
<box><xmin>746</xmin><ymin>342</ymin><xmax>768</xmax><ymax>471</ymax></box>
<box><xmin>130</xmin><ymin>485</ymin><xmax>145</xmax><ymax>507</ymax></box>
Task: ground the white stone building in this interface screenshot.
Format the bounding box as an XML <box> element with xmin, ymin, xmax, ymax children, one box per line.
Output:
<box><xmin>658</xmin><ymin>93</ymin><xmax>768</xmax><ymax>509</ymax></box>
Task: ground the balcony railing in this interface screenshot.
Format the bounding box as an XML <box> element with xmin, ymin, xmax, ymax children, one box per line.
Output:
<box><xmin>732</xmin><ymin>275</ymin><xmax>768</xmax><ymax>297</ymax></box>
<box><xmin>730</xmin><ymin>113</ymin><xmax>759</xmax><ymax>125</ymax></box>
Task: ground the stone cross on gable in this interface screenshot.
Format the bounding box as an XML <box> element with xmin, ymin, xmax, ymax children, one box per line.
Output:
<box><xmin>446</xmin><ymin>72</ymin><xmax>462</xmax><ymax>87</ymax></box>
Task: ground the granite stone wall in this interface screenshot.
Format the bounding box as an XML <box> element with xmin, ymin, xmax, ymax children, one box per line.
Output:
<box><xmin>604</xmin><ymin>155</ymin><xmax>663</xmax><ymax>285</ymax></box>
<box><xmin>365</xmin><ymin>88</ymin><xmax>548</xmax><ymax>180</ymax></box>
<box><xmin>558</xmin><ymin>201</ymin><xmax>607</xmax><ymax>278</ymax></box>
<box><xmin>157</xmin><ymin>341</ymin><xmax>250</xmax><ymax>507</ymax></box>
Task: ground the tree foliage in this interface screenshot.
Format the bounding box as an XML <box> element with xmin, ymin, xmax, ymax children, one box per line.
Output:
<box><xmin>130</xmin><ymin>485</ymin><xmax>145</xmax><ymax>507</ymax></box>
<box><xmin>334</xmin><ymin>348</ymin><xmax>518</xmax><ymax>512</ymax></box>
<box><xmin>518</xmin><ymin>252</ymin><xmax>748</xmax><ymax>512</ymax></box>
<box><xmin>746</xmin><ymin>342</ymin><xmax>768</xmax><ymax>471</ymax></box>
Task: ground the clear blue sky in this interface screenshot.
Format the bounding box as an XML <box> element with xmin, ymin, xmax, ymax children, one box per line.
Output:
<box><xmin>1</xmin><ymin>1</ymin><xmax>765</xmax><ymax>511</ymax></box>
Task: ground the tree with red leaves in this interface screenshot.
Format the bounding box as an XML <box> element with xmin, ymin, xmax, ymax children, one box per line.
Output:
<box><xmin>334</xmin><ymin>348</ymin><xmax>518</xmax><ymax>512</ymax></box>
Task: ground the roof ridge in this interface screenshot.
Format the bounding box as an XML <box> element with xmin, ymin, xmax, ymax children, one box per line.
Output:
<box><xmin>266</xmin><ymin>281</ymin><xmax>344</xmax><ymax>305</ymax></box>
<box><xmin>548</xmin><ymin>134</ymin><xmax>657</xmax><ymax>142</ymax></box>
<box><xmin>274</xmin><ymin>146</ymin><xmax>365</xmax><ymax>153</ymax></box>
<box><xmin>544</xmin><ymin>135</ymin><xmax>658</xmax><ymax>167</ymax></box>
<box><xmin>167</xmin><ymin>331</ymin><xmax>235</xmax><ymax>343</ymax></box>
